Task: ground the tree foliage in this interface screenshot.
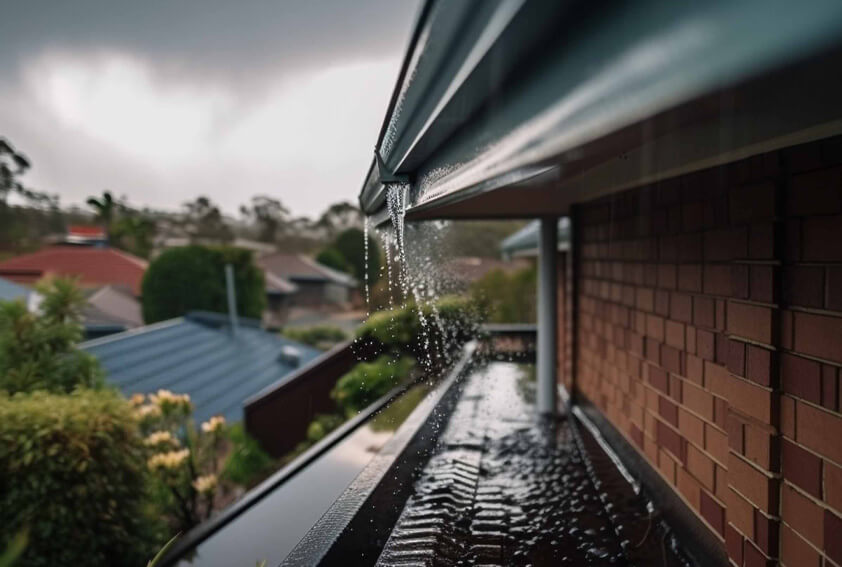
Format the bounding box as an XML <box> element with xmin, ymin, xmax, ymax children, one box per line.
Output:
<box><xmin>141</xmin><ymin>245</ymin><xmax>266</xmax><ymax>323</ymax></box>
<box><xmin>239</xmin><ymin>195</ymin><xmax>290</xmax><ymax>244</ymax></box>
<box><xmin>182</xmin><ymin>196</ymin><xmax>233</xmax><ymax>243</ymax></box>
<box><xmin>319</xmin><ymin>227</ymin><xmax>381</xmax><ymax>285</ymax></box>
<box><xmin>0</xmin><ymin>277</ymin><xmax>103</xmax><ymax>395</ymax></box>
<box><xmin>469</xmin><ymin>265</ymin><xmax>537</xmax><ymax>323</ymax></box>
<box><xmin>315</xmin><ymin>247</ymin><xmax>350</xmax><ymax>274</ymax></box>
<box><xmin>331</xmin><ymin>355</ymin><xmax>415</xmax><ymax>417</ymax></box>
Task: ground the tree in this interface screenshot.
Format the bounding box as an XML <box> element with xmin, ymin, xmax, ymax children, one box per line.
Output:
<box><xmin>0</xmin><ymin>277</ymin><xmax>104</xmax><ymax>394</ymax></box>
<box><xmin>110</xmin><ymin>214</ymin><xmax>156</xmax><ymax>259</ymax></box>
<box><xmin>331</xmin><ymin>228</ymin><xmax>380</xmax><ymax>284</ymax></box>
<box><xmin>316</xmin><ymin>201</ymin><xmax>363</xmax><ymax>239</ymax></box>
<box><xmin>141</xmin><ymin>246</ymin><xmax>265</xmax><ymax>323</ymax></box>
<box><xmin>240</xmin><ymin>195</ymin><xmax>290</xmax><ymax>244</ymax></box>
<box><xmin>182</xmin><ymin>197</ymin><xmax>233</xmax><ymax>243</ymax></box>
<box><xmin>86</xmin><ymin>191</ymin><xmax>116</xmax><ymax>238</ymax></box>
<box><xmin>315</xmin><ymin>247</ymin><xmax>351</xmax><ymax>274</ymax></box>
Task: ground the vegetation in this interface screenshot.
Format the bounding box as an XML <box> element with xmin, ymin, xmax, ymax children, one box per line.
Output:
<box><xmin>141</xmin><ymin>245</ymin><xmax>266</xmax><ymax>323</ymax></box>
<box><xmin>469</xmin><ymin>265</ymin><xmax>537</xmax><ymax>323</ymax></box>
<box><xmin>222</xmin><ymin>423</ymin><xmax>275</xmax><ymax>488</ymax></box>
<box><xmin>0</xmin><ymin>389</ymin><xmax>157</xmax><ymax>567</ymax></box>
<box><xmin>439</xmin><ymin>219</ymin><xmax>528</xmax><ymax>258</ymax></box>
<box><xmin>317</xmin><ymin>227</ymin><xmax>382</xmax><ymax>286</ymax></box>
<box><xmin>280</xmin><ymin>325</ymin><xmax>348</xmax><ymax>350</ymax></box>
<box><xmin>315</xmin><ymin>247</ymin><xmax>351</xmax><ymax>274</ymax></box>
<box><xmin>331</xmin><ymin>355</ymin><xmax>416</xmax><ymax>417</ymax></box>
<box><xmin>0</xmin><ymin>277</ymin><xmax>103</xmax><ymax>394</ymax></box>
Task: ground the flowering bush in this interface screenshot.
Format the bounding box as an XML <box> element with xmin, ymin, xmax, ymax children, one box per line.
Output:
<box><xmin>134</xmin><ymin>390</ymin><xmax>227</xmax><ymax>532</ymax></box>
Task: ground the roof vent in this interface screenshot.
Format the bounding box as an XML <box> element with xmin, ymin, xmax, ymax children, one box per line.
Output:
<box><xmin>278</xmin><ymin>345</ymin><xmax>301</xmax><ymax>368</ymax></box>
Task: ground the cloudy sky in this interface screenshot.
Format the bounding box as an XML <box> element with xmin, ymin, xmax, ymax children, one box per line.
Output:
<box><xmin>0</xmin><ymin>0</ymin><xmax>419</xmax><ymax>217</ymax></box>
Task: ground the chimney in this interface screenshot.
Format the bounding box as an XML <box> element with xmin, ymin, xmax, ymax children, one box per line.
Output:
<box><xmin>225</xmin><ymin>264</ymin><xmax>239</xmax><ymax>336</ymax></box>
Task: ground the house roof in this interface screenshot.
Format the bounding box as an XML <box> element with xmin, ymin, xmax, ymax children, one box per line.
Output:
<box><xmin>81</xmin><ymin>311</ymin><xmax>322</xmax><ymax>424</ymax></box>
<box><xmin>359</xmin><ymin>0</ymin><xmax>842</xmax><ymax>224</ymax></box>
<box><xmin>442</xmin><ymin>256</ymin><xmax>531</xmax><ymax>283</ymax></box>
<box><xmin>0</xmin><ymin>246</ymin><xmax>147</xmax><ymax>296</ymax></box>
<box><xmin>258</xmin><ymin>253</ymin><xmax>356</xmax><ymax>287</ymax></box>
<box><xmin>500</xmin><ymin>218</ymin><xmax>570</xmax><ymax>258</ymax></box>
<box><xmin>0</xmin><ymin>276</ymin><xmax>32</xmax><ymax>302</ymax></box>
<box><xmin>84</xmin><ymin>285</ymin><xmax>144</xmax><ymax>328</ymax></box>
<box><xmin>264</xmin><ymin>272</ymin><xmax>298</xmax><ymax>295</ymax></box>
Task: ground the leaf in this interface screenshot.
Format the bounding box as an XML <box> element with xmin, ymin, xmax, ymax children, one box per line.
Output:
<box><xmin>0</xmin><ymin>529</ymin><xmax>28</xmax><ymax>567</ymax></box>
<box><xmin>147</xmin><ymin>532</ymin><xmax>180</xmax><ymax>567</ymax></box>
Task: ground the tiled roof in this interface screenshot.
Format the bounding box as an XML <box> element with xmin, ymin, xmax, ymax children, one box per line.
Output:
<box><xmin>80</xmin><ymin>311</ymin><xmax>321</xmax><ymax>424</ymax></box>
<box><xmin>258</xmin><ymin>253</ymin><xmax>356</xmax><ymax>287</ymax></box>
<box><xmin>84</xmin><ymin>285</ymin><xmax>144</xmax><ymax>328</ymax></box>
<box><xmin>0</xmin><ymin>246</ymin><xmax>147</xmax><ymax>295</ymax></box>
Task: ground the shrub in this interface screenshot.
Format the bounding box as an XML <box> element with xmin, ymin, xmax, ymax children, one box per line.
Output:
<box><xmin>315</xmin><ymin>248</ymin><xmax>351</xmax><ymax>274</ymax></box>
<box><xmin>469</xmin><ymin>265</ymin><xmax>537</xmax><ymax>323</ymax></box>
<box><xmin>305</xmin><ymin>413</ymin><xmax>346</xmax><ymax>443</ymax></box>
<box><xmin>331</xmin><ymin>355</ymin><xmax>415</xmax><ymax>417</ymax></box>
<box><xmin>0</xmin><ymin>277</ymin><xmax>103</xmax><ymax>394</ymax></box>
<box><xmin>141</xmin><ymin>245</ymin><xmax>265</xmax><ymax>323</ymax></box>
<box><xmin>280</xmin><ymin>325</ymin><xmax>348</xmax><ymax>349</ymax></box>
<box><xmin>222</xmin><ymin>423</ymin><xmax>275</xmax><ymax>488</ymax></box>
<box><xmin>0</xmin><ymin>389</ymin><xmax>156</xmax><ymax>566</ymax></box>
<box><xmin>333</xmin><ymin>227</ymin><xmax>380</xmax><ymax>284</ymax></box>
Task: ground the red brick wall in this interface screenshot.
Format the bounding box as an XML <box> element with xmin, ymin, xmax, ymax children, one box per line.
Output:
<box><xmin>573</xmin><ymin>136</ymin><xmax>842</xmax><ymax>566</ymax></box>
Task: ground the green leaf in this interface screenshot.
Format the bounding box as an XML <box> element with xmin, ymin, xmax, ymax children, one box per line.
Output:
<box><xmin>147</xmin><ymin>532</ymin><xmax>180</xmax><ymax>567</ymax></box>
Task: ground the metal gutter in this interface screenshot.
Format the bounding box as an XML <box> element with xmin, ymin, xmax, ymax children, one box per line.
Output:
<box><xmin>360</xmin><ymin>0</ymin><xmax>842</xmax><ymax>223</ymax></box>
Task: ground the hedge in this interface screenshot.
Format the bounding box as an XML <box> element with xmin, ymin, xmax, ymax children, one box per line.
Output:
<box><xmin>0</xmin><ymin>389</ymin><xmax>156</xmax><ymax>566</ymax></box>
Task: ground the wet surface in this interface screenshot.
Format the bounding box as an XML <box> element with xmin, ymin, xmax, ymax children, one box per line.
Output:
<box><xmin>376</xmin><ymin>362</ymin><xmax>691</xmax><ymax>567</ymax></box>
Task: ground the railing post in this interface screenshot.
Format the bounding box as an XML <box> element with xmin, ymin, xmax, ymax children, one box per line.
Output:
<box><xmin>538</xmin><ymin>217</ymin><xmax>558</xmax><ymax>415</ymax></box>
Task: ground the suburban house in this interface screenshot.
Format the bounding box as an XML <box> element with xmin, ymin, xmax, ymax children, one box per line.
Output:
<box><xmin>258</xmin><ymin>253</ymin><xmax>357</xmax><ymax>309</ymax></box>
<box><xmin>0</xmin><ymin>275</ymin><xmax>40</xmax><ymax>311</ymax></box>
<box><xmin>81</xmin><ymin>311</ymin><xmax>321</xmax><ymax>424</ymax></box>
<box><xmin>343</xmin><ymin>2</ymin><xmax>842</xmax><ymax>566</ymax></box>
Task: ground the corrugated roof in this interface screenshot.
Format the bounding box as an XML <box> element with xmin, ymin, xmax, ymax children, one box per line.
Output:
<box><xmin>0</xmin><ymin>246</ymin><xmax>147</xmax><ymax>296</ymax></box>
<box><xmin>259</xmin><ymin>253</ymin><xmax>356</xmax><ymax>287</ymax></box>
<box><xmin>500</xmin><ymin>218</ymin><xmax>570</xmax><ymax>257</ymax></box>
<box><xmin>84</xmin><ymin>285</ymin><xmax>144</xmax><ymax>328</ymax></box>
<box><xmin>81</xmin><ymin>311</ymin><xmax>321</xmax><ymax>423</ymax></box>
<box><xmin>0</xmin><ymin>276</ymin><xmax>31</xmax><ymax>302</ymax></box>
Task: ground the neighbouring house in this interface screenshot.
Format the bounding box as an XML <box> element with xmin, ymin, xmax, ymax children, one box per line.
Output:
<box><xmin>154</xmin><ymin>236</ymin><xmax>278</xmax><ymax>257</ymax></box>
<box><xmin>258</xmin><ymin>253</ymin><xmax>357</xmax><ymax>309</ymax></box>
<box><xmin>81</xmin><ymin>311</ymin><xmax>321</xmax><ymax>424</ymax></box>
<box><xmin>500</xmin><ymin>218</ymin><xmax>570</xmax><ymax>259</ymax></box>
<box><xmin>0</xmin><ymin>275</ymin><xmax>40</xmax><ymax>311</ymax></box>
<box><xmin>82</xmin><ymin>285</ymin><xmax>144</xmax><ymax>339</ymax></box>
<box><xmin>0</xmin><ymin>245</ymin><xmax>147</xmax><ymax>296</ymax></box>
<box><xmin>441</xmin><ymin>256</ymin><xmax>532</xmax><ymax>286</ymax></box>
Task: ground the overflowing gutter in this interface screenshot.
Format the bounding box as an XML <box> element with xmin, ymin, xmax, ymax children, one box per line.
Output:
<box><xmin>360</xmin><ymin>0</ymin><xmax>842</xmax><ymax>225</ymax></box>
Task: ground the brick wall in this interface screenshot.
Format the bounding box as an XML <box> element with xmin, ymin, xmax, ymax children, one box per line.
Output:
<box><xmin>573</xmin><ymin>135</ymin><xmax>842</xmax><ymax>566</ymax></box>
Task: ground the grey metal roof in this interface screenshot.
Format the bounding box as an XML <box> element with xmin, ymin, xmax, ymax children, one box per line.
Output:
<box><xmin>0</xmin><ymin>276</ymin><xmax>31</xmax><ymax>302</ymax></box>
<box><xmin>500</xmin><ymin>218</ymin><xmax>570</xmax><ymax>257</ymax></box>
<box><xmin>81</xmin><ymin>311</ymin><xmax>321</xmax><ymax>424</ymax></box>
<box><xmin>360</xmin><ymin>0</ymin><xmax>842</xmax><ymax>224</ymax></box>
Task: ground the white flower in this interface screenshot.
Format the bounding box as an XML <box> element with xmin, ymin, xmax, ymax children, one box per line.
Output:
<box><xmin>136</xmin><ymin>404</ymin><xmax>161</xmax><ymax>420</ymax></box>
<box><xmin>144</xmin><ymin>431</ymin><xmax>178</xmax><ymax>447</ymax></box>
<box><xmin>201</xmin><ymin>415</ymin><xmax>226</xmax><ymax>434</ymax></box>
<box><xmin>129</xmin><ymin>393</ymin><xmax>145</xmax><ymax>407</ymax></box>
<box><xmin>147</xmin><ymin>449</ymin><xmax>190</xmax><ymax>471</ymax></box>
<box><xmin>192</xmin><ymin>474</ymin><xmax>218</xmax><ymax>494</ymax></box>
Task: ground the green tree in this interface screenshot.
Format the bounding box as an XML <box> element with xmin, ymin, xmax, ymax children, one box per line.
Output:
<box><xmin>331</xmin><ymin>228</ymin><xmax>381</xmax><ymax>285</ymax></box>
<box><xmin>86</xmin><ymin>190</ymin><xmax>116</xmax><ymax>238</ymax></box>
<box><xmin>470</xmin><ymin>265</ymin><xmax>537</xmax><ymax>323</ymax></box>
<box><xmin>240</xmin><ymin>195</ymin><xmax>290</xmax><ymax>244</ymax></box>
<box><xmin>110</xmin><ymin>214</ymin><xmax>156</xmax><ymax>258</ymax></box>
<box><xmin>182</xmin><ymin>196</ymin><xmax>233</xmax><ymax>243</ymax></box>
<box><xmin>315</xmin><ymin>247</ymin><xmax>350</xmax><ymax>274</ymax></box>
<box><xmin>0</xmin><ymin>277</ymin><xmax>103</xmax><ymax>394</ymax></box>
<box><xmin>141</xmin><ymin>246</ymin><xmax>266</xmax><ymax>323</ymax></box>
<box><xmin>316</xmin><ymin>201</ymin><xmax>362</xmax><ymax>239</ymax></box>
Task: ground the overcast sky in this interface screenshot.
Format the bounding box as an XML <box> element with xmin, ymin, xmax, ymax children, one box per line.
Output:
<box><xmin>0</xmin><ymin>0</ymin><xmax>419</xmax><ymax>218</ymax></box>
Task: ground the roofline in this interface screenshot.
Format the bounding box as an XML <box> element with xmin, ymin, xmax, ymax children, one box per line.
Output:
<box><xmin>79</xmin><ymin>317</ymin><xmax>185</xmax><ymax>349</ymax></box>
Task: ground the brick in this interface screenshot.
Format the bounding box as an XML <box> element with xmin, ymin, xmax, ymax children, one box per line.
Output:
<box><xmin>729</xmin><ymin>453</ymin><xmax>777</xmax><ymax>513</ymax></box>
<box><xmin>706</xmin><ymin>361</ymin><xmax>730</xmax><ymax>398</ymax></box>
<box><xmin>706</xmin><ymin>424</ymin><xmax>729</xmax><ymax>464</ymax></box>
<box><xmin>780</xmin><ymin>523</ymin><xmax>821</xmax><ymax>567</ymax></box>
<box><xmin>714</xmin><ymin>464</ymin><xmax>728</xmax><ymax>501</ymax></box>
<box><xmin>793</xmin><ymin>311</ymin><xmax>842</xmax><ymax>364</ymax></box>
<box><xmin>745</xmin><ymin>346</ymin><xmax>772</xmax><ymax>387</ymax></box>
<box><xmin>743</xmin><ymin>541</ymin><xmax>772</xmax><ymax>567</ymax></box>
<box><xmin>629</xmin><ymin>423</ymin><xmax>644</xmax><ymax>449</ymax></box>
<box><xmin>744</xmin><ymin>424</ymin><xmax>774</xmax><ymax>470</ymax></box>
<box><xmin>750</xmin><ymin>265</ymin><xmax>775</xmax><ymax>304</ymax></box>
<box><xmin>636</xmin><ymin>287</ymin><xmax>655</xmax><ymax>311</ymax></box>
<box><xmin>784</xmin><ymin>218</ymin><xmax>801</xmax><ymax>263</ymax></box>
<box><xmin>781</xmin><ymin>309</ymin><xmax>793</xmax><ymax>350</ymax></box>
<box><xmin>821</xmin><ymin>364</ymin><xmax>838</xmax><ymax>411</ymax></box>
<box><xmin>678</xmin><ymin>407</ymin><xmax>704</xmax><ymax>447</ymax></box>
<box><xmin>754</xmin><ymin>510</ymin><xmax>779</xmax><ymax>557</ymax></box>
<box><xmin>694</xmin><ymin>296</ymin><xmax>715</xmax><ymax>329</ymax></box>
<box><xmin>827</xmin><ymin>266</ymin><xmax>842</xmax><ymax>311</ymax></box>
<box><xmin>699</xmin><ymin>490</ymin><xmax>724</xmax><ymax>536</ymax></box>
<box><xmin>645</xmin><ymin>314</ymin><xmax>664</xmax><ymax>341</ymax></box>
<box><xmin>661</xmin><ymin>345</ymin><xmax>684</xmax><ymax>375</ymax></box>
<box><xmin>796</xmin><ymin>401</ymin><xmax>842</xmax><ymax>466</ymax></box>
<box><xmin>697</xmin><ymin>329</ymin><xmax>715</xmax><ymax>361</ymax></box>
<box><xmin>749</xmin><ymin>222</ymin><xmax>774</xmax><ymax>260</ymax></box>
<box><xmin>727</xmin><ymin>487</ymin><xmax>755</xmax><ymax>536</ymax></box>
<box><xmin>686</xmin><ymin>353</ymin><xmax>703</xmax><ymax>385</ymax></box>
<box><xmin>726</xmin><ymin>524</ymin><xmax>744</xmax><ymax>566</ymax></box>
<box><xmin>669</xmin><ymin>375</ymin><xmax>683</xmax><ymax>403</ymax></box>
<box><xmin>783</xmin><ymin>265</ymin><xmax>824</xmax><ymax>308</ymax></box>
<box><xmin>730</xmin><ymin>182</ymin><xmax>775</xmax><ymax>222</ymax></box>
<box><xmin>728</xmin><ymin>414</ymin><xmax>745</xmax><ymax>452</ymax></box>
<box><xmin>658</xmin><ymin>264</ymin><xmax>677</xmax><ymax>289</ymax></box>
<box><xmin>677</xmin><ymin>466</ymin><xmax>701</xmax><ymax>510</ymax></box>
<box><xmin>781</xmin><ymin>395</ymin><xmax>796</xmax><ymax>439</ymax></box>
<box><xmin>803</xmin><ymin>215</ymin><xmax>842</xmax><ymax>261</ymax></box>
<box><xmin>727</xmin><ymin>377</ymin><xmax>772</xmax><ymax>423</ymax></box>
<box><xmin>678</xmin><ymin>265</ymin><xmax>702</xmax><ymax>292</ymax></box>
<box><xmin>686</xmin><ymin>325</ymin><xmax>697</xmax><ymax>355</ymax></box>
<box><xmin>649</xmin><ymin>365</ymin><xmax>669</xmax><ymax>394</ymax></box>
<box><xmin>683</xmin><ymin>381</ymin><xmax>714</xmax><ymax>420</ymax></box>
<box><xmin>790</xmin><ymin>166</ymin><xmax>842</xmax><ymax>215</ymax></box>
<box><xmin>781</xmin><ymin>439</ymin><xmax>822</xmax><ymax>498</ymax></box>
<box><xmin>781</xmin><ymin>353</ymin><xmax>821</xmax><ymax>404</ymax></box>
<box><xmin>670</xmin><ymin>292</ymin><xmax>692</xmax><ymax>323</ymax></box>
<box><xmin>728</xmin><ymin>302</ymin><xmax>773</xmax><ymax>345</ymax></box>
<box><xmin>715</xmin><ymin>300</ymin><xmax>726</xmax><ymax>332</ymax></box>
<box><xmin>657</xmin><ymin>420</ymin><xmax>685</xmax><ymax>462</ymax></box>
<box><xmin>654</xmin><ymin>290</ymin><xmax>670</xmax><ymax>316</ymax></box>
<box><xmin>825</xmin><ymin>510</ymin><xmax>842</xmax><ymax>566</ymax></box>
<box><xmin>687</xmin><ymin>444</ymin><xmax>715</xmax><ymax>490</ymax></box>
<box><xmin>659</xmin><ymin>396</ymin><xmax>679</xmax><ymax>427</ymax></box>
<box><xmin>705</xmin><ymin>226</ymin><xmax>748</xmax><ymax>261</ymax></box>
<box><xmin>727</xmin><ymin>339</ymin><xmax>746</xmax><ymax>376</ymax></box>
<box><xmin>665</xmin><ymin>320</ymin><xmax>685</xmax><ymax>350</ymax></box>
<box><xmin>826</xmin><ymin>460</ymin><xmax>842</xmax><ymax>511</ymax></box>
<box><xmin>645</xmin><ymin>337</ymin><xmax>660</xmax><ymax>364</ymax></box>
<box><xmin>704</xmin><ymin>264</ymin><xmax>733</xmax><ymax>296</ymax></box>
<box><xmin>782</xmin><ymin>482</ymin><xmax>824</xmax><ymax>548</ymax></box>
